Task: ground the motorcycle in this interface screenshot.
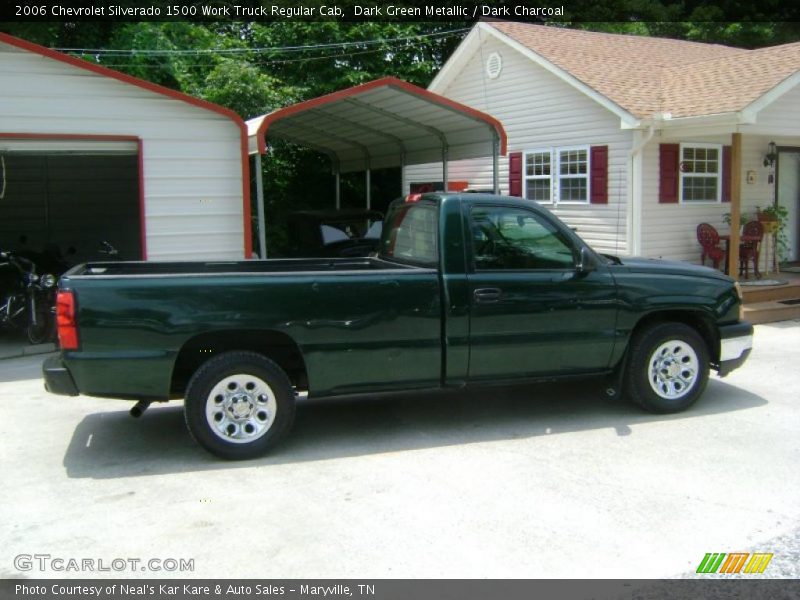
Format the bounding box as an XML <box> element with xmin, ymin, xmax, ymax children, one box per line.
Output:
<box><xmin>0</xmin><ymin>250</ymin><xmax>58</xmax><ymax>344</ymax></box>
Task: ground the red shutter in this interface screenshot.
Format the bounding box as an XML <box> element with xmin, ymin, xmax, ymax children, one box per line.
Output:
<box><xmin>659</xmin><ymin>144</ymin><xmax>680</xmax><ymax>203</ymax></box>
<box><xmin>508</xmin><ymin>152</ymin><xmax>522</xmax><ymax>197</ymax></box>
<box><xmin>589</xmin><ymin>145</ymin><xmax>608</xmax><ymax>204</ymax></box>
<box><xmin>721</xmin><ymin>145</ymin><xmax>732</xmax><ymax>202</ymax></box>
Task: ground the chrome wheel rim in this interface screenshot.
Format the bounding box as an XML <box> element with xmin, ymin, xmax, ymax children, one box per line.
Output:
<box><xmin>205</xmin><ymin>374</ymin><xmax>277</xmax><ymax>444</ymax></box>
<box><xmin>648</xmin><ymin>340</ymin><xmax>699</xmax><ymax>400</ymax></box>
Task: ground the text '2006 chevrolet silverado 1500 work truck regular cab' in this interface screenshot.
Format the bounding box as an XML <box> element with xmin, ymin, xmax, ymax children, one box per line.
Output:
<box><xmin>43</xmin><ymin>193</ymin><xmax>753</xmax><ymax>459</ymax></box>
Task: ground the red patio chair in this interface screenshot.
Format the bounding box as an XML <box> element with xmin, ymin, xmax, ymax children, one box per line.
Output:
<box><xmin>739</xmin><ymin>221</ymin><xmax>764</xmax><ymax>279</ymax></box>
<box><xmin>696</xmin><ymin>223</ymin><xmax>725</xmax><ymax>270</ymax></box>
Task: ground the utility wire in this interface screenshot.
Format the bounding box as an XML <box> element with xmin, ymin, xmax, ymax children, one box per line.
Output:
<box><xmin>74</xmin><ymin>46</ymin><xmax>413</xmax><ymax>68</ymax></box>
<box><xmin>55</xmin><ymin>28</ymin><xmax>470</xmax><ymax>56</ymax></box>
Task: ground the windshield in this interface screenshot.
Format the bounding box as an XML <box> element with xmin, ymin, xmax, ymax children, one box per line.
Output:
<box><xmin>378</xmin><ymin>200</ymin><xmax>439</xmax><ymax>267</ymax></box>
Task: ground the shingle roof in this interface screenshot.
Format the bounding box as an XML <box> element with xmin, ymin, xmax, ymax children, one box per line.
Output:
<box><xmin>488</xmin><ymin>22</ymin><xmax>800</xmax><ymax>119</ymax></box>
<box><xmin>660</xmin><ymin>42</ymin><xmax>800</xmax><ymax>117</ymax></box>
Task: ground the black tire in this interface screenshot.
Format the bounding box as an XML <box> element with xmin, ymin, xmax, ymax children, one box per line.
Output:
<box><xmin>184</xmin><ymin>351</ymin><xmax>296</xmax><ymax>460</ymax></box>
<box><xmin>626</xmin><ymin>322</ymin><xmax>710</xmax><ymax>413</ymax></box>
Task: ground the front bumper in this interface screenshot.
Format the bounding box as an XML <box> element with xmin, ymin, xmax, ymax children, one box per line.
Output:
<box><xmin>43</xmin><ymin>355</ymin><xmax>79</xmax><ymax>396</ymax></box>
<box><xmin>717</xmin><ymin>321</ymin><xmax>753</xmax><ymax>377</ymax></box>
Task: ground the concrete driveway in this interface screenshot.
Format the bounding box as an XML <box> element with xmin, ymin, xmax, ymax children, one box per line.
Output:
<box><xmin>1</xmin><ymin>322</ymin><xmax>798</xmax><ymax>579</ymax></box>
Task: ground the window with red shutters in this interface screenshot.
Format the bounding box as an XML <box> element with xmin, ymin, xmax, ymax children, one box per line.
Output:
<box><xmin>590</xmin><ymin>145</ymin><xmax>608</xmax><ymax>204</ymax></box>
<box><xmin>721</xmin><ymin>145</ymin><xmax>732</xmax><ymax>202</ymax></box>
<box><xmin>659</xmin><ymin>144</ymin><xmax>680</xmax><ymax>203</ymax></box>
<box><xmin>508</xmin><ymin>152</ymin><xmax>522</xmax><ymax>197</ymax></box>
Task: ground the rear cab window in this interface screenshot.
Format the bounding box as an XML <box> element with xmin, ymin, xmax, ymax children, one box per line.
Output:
<box><xmin>379</xmin><ymin>199</ymin><xmax>439</xmax><ymax>267</ymax></box>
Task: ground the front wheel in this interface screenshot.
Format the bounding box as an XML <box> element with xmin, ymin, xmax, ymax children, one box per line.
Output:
<box><xmin>626</xmin><ymin>322</ymin><xmax>710</xmax><ymax>413</ymax></box>
<box><xmin>184</xmin><ymin>351</ymin><xmax>296</xmax><ymax>460</ymax></box>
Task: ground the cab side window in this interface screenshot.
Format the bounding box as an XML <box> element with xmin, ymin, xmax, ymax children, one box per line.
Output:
<box><xmin>471</xmin><ymin>206</ymin><xmax>575</xmax><ymax>270</ymax></box>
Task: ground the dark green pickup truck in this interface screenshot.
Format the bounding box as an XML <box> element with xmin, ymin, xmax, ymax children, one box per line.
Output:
<box><xmin>44</xmin><ymin>193</ymin><xmax>753</xmax><ymax>459</ymax></box>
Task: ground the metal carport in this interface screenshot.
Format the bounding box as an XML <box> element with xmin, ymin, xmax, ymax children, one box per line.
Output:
<box><xmin>246</xmin><ymin>77</ymin><xmax>506</xmax><ymax>258</ymax></box>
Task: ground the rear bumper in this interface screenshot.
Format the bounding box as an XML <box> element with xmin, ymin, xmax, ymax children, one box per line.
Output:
<box><xmin>43</xmin><ymin>355</ymin><xmax>79</xmax><ymax>396</ymax></box>
<box><xmin>717</xmin><ymin>321</ymin><xmax>753</xmax><ymax>377</ymax></box>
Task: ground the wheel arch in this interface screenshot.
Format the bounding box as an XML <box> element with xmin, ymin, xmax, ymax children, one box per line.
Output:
<box><xmin>171</xmin><ymin>329</ymin><xmax>308</xmax><ymax>396</ymax></box>
<box><xmin>628</xmin><ymin>309</ymin><xmax>720</xmax><ymax>364</ymax></box>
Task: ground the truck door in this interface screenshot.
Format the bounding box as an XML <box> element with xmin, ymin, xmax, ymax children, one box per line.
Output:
<box><xmin>466</xmin><ymin>204</ymin><xmax>618</xmax><ymax>380</ymax></box>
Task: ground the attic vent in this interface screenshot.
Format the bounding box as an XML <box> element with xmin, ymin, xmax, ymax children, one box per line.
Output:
<box><xmin>486</xmin><ymin>52</ymin><xmax>503</xmax><ymax>80</ymax></box>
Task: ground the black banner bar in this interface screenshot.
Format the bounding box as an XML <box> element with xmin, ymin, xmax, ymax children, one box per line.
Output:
<box><xmin>2</xmin><ymin>0</ymin><xmax>800</xmax><ymax>23</ymax></box>
<box><xmin>3</xmin><ymin>579</ymin><xmax>800</xmax><ymax>600</ymax></box>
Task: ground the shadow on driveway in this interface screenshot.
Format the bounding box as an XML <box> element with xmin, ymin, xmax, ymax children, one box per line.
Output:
<box><xmin>63</xmin><ymin>377</ymin><xmax>767</xmax><ymax>479</ymax></box>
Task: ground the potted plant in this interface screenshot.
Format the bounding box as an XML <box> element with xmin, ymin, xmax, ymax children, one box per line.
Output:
<box><xmin>756</xmin><ymin>206</ymin><xmax>780</xmax><ymax>233</ymax></box>
<box><xmin>756</xmin><ymin>204</ymin><xmax>789</xmax><ymax>262</ymax></box>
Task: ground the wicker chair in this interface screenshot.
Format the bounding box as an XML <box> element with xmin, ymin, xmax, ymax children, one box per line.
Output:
<box><xmin>739</xmin><ymin>221</ymin><xmax>764</xmax><ymax>279</ymax></box>
<box><xmin>696</xmin><ymin>223</ymin><xmax>725</xmax><ymax>270</ymax></box>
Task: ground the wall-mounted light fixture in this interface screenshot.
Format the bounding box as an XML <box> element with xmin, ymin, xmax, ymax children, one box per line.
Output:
<box><xmin>763</xmin><ymin>141</ymin><xmax>777</xmax><ymax>168</ymax></box>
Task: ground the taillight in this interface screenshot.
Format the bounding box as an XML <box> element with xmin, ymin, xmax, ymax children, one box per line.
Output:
<box><xmin>405</xmin><ymin>193</ymin><xmax>423</xmax><ymax>203</ymax></box>
<box><xmin>56</xmin><ymin>290</ymin><xmax>79</xmax><ymax>350</ymax></box>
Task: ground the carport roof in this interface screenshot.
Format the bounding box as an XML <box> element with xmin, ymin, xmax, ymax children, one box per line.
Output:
<box><xmin>246</xmin><ymin>77</ymin><xmax>506</xmax><ymax>173</ymax></box>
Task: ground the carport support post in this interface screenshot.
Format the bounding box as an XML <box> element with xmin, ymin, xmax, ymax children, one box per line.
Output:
<box><xmin>442</xmin><ymin>146</ymin><xmax>449</xmax><ymax>192</ymax></box>
<box><xmin>400</xmin><ymin>153</ymin><xmax>406</xmax><ymax>196</ymax></box>
<box><xmin>727</xmin><ymin>133</ymin><xmax>742</xmax><ymax>279</ymax></box>
<box><xmin>365</xmin><ymin>159</ymin><xmax>371</xmax><ymax>209</ymax></box>
<box><xmin>254</xmin><ymin>153</ymin><xmax>268</xmax><ymax>259</ymax></box>
<box><xmin>492</xmin><ymin>137</ymin><xmax>500</xmax><ymax>194</ymax></box>
<box><xmin>335</xmin><ymin>168</ymin><xmax>341</xmax><ymax>210</ymax></box>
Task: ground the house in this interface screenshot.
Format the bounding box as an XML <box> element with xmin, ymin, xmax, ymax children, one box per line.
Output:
<box><xmin>0</xmin><ymin>33</ymin><xmax>251</xmax><ymax>262</ymax></box>
<box><xmin>404</xmin><ymin>22</ymin><xmax>800</xmax><ymax>267</ymax></box>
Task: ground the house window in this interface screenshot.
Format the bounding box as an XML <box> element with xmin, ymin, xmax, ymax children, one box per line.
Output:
<box><xmin>523</xmin><ymin>146</ymin><xmax>590</xmax><ymax>205</ymax></box>
<box><xmin>680</xmin><ymin>143</ymin><xmax>721</xmax><ymax>203</ymax></box>
<box><xmin>557</xmin><ymin>147</ymin><xmax>589</xmax><ymax>203</ymax></box>
<box><xmin>524</xmin><ymin>150</ymin><xmax>551</xmax><ymax>202</ymax></box>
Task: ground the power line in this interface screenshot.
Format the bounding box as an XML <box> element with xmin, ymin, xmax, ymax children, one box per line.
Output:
<box><xmin>55</xmin><ymin>27</ymin><xmax>470</xmax><ymax>57</ymax></box>
<box><xmin>83</xmin><ymin>46</ymin><xmax>401</xmax><ymax>68</ymax></box>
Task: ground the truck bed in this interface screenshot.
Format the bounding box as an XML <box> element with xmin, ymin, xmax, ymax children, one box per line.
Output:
<box><xmin>57</xmin><ymin>255</ymin><xmax>442</xmax><ymax>400</ymax></box>
<box><xmin>67</xmin><ymin>256</ymin><xmax>421</xmax><ymax>278</ymax></box>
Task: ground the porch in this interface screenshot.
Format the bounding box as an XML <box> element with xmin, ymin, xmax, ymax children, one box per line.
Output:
<box><xmin>741</xmin><ymin>267</ymin><xmax>800</xmax><ymax>324</ymax></box>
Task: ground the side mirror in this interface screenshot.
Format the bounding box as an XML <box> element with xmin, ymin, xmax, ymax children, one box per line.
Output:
<box><xmin>575</xmin><ymin>246</ymin><xmax>595</xmax><ymax>275</ymax></box>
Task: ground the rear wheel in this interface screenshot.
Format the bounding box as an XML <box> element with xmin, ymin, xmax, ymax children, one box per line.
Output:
<box><xmin>626</xmin><ymin>322</ymin><xmax>710</xmax><ymax>413</ymax></box>
<box><xmin>184</xmin><ymin>351</ymin><xmax>296</xmax><ymax>460</ymax></box>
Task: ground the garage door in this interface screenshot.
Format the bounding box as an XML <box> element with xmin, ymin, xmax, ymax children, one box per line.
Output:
<box><xmin>0</xmin><ymin>140</ymin><xmax>141</xmax><ymax>268</ymax></box>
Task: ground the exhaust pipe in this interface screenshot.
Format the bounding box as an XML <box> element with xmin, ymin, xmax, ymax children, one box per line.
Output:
<box><xmin>130</xmin><ymin>400</ymin><xmax>151</xmax><ymax>418</ymax></box>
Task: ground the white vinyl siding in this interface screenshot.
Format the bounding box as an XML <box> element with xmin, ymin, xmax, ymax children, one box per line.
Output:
<box><xmin>404</xmin><ymin>33</ymin><xmax>632</xmax><ymax>255</ymax></box>
<box><xmin>0</xmin><ymin>41</ymin><xmax>245</xmax><ymax>261</ymax></box>
<box><xmin>744</xmin><ymin>84</ymin><xmax>800</xmax><ymax>138</ymax></box>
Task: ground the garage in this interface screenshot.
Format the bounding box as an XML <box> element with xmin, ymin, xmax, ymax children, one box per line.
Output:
<box><xmin>0</xmin><ymin>33</ymin><xmax>250</xmax><ymax>263</ymax></box>
<box><xmin>0</xmin><ymin>139</ymin><xmax>141</xmax><ymax>264</ymax></box>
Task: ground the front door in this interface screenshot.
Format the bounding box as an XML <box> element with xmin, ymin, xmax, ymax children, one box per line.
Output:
<box><xmin>777</xmin><ymin>150</ymin><xmax>800</xmax><ymax>261</ymax></box>
<box><xmin>466</xmin><ymin>204</ymin><xmax>619</xmax><ymax>381</ymax></box>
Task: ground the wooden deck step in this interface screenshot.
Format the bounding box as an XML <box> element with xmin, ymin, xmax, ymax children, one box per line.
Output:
<box><xmin>741</xmin><ymin>280</ymin><xmax>800</xmax><ymax>304</ymax></box>
<box><xmin>743</xmin><ymin>299</ymin><xmax>800</xmax><ymax>325</ymax></box>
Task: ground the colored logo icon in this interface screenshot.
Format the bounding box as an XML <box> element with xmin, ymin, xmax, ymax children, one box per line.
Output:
<box><xmin>696</xmin><ymin>553</ymin><xmax>773</xmax><ymax>574</ymax></box>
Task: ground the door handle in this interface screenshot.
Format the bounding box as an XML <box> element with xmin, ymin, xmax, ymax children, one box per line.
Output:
<box><xmin>474</xmin><ymin>287</ymin><xmax>502</xmax><ymax>303</ymax></box>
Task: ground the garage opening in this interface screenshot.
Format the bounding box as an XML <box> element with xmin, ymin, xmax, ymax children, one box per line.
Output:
<box><xmin>0</xmin><ymin>139</ymin><xmax>142</xmax><ymax>269</ymax></box>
